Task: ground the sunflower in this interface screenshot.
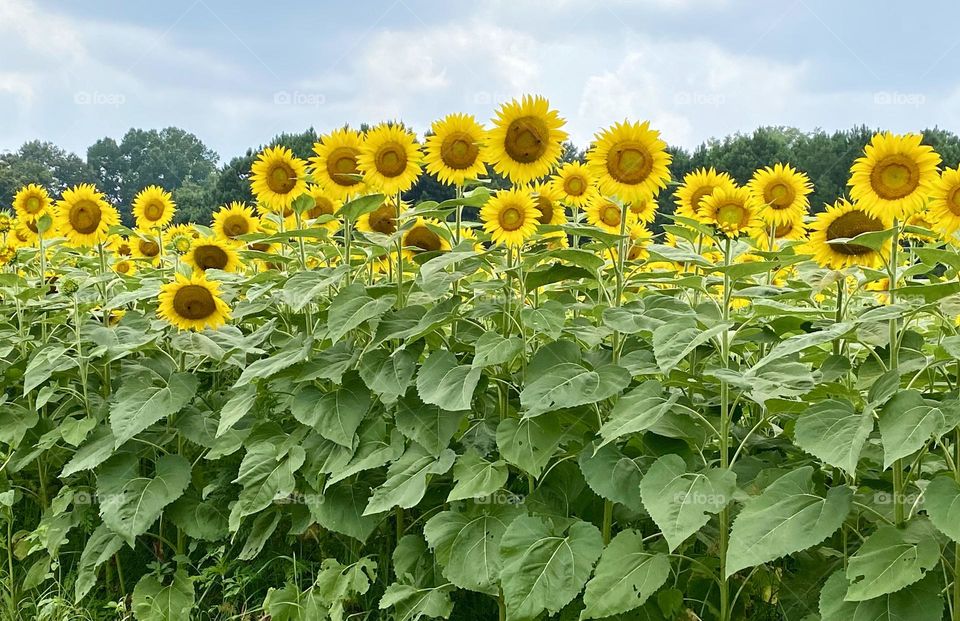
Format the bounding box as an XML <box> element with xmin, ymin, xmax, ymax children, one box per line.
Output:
<box><xmin>697</xmin><ymin>187</ymin><xmax>763</xmax><ymax>238</ymax></box>
<box><xmin>927</xmin><ymin>167</ymin><xmax>960</xmax><ymax>237</ymax></box>
<box><xmin>803</xmin><ymin>199</ymin><xmax>891</xmax><ymax>270</ymax></box>
<box><xmin>158</xmin><ymin>272</ymin><xmax>231</xmax><ymax>331</ymax></box>
<box><xmin>131</xmin><ymin>232</ymin><xmax>163</xmax><ymax>265</ymax></box>
<box><xmin>55</xmin><ymin>184</ymin><xmax>119</xmax><ymax>247</ymax></box>
<box><xmin>357</xmin><ymin>198</ymin><xmax>406</xmax><ymax>237</ymax></box>
<box><xmin>251</xmin><ymin>146</ymin><xmax>308</xmax><ymax>212</ymax></box>
<box><xmin>480</xmin><ymin>188</ymin><xmax>540</xmax><ymax>247</ymax></box>
<box><xmin>628</xmin><ymin>196</ymin><xmax>658</xmax><ymax>225</ymax></box>
<box><xmin>424</xmin><ymin>113</ymin><xmax>488</xmax><ymax>186</ymax></box>
<box><xmin>903</xmin><ymin>208</ymin><xmax>937</xmax><ymax>242</ymax></box>
<box><xmin>303</xmin><ymin>186</ymin><xmax>342</xmax><ymax>233</ymax></box>
<box><xmin>532</xmin><ymin>183</ymin><xmax>567</xmax><ymax>226</ymax></box>
<box><xmin>108</xmin><ymin>235</ymin><xmax>133</xmax><ymax>257</ymax></box>
<box><xmin>748</xmin><ymin>163</ymin><xmax>812</xmax><ymax>227</ymax></box>
<box><xmin>357</xmin><ymin>124</ymin><xmax>422</xmax><ymax>195</ymax></box>
<box><xmin>310</xmin><ymin>128</ymin><xmax>366</xmax><ymax>200</ymax></box>
<box><xmin>456</xmin><ymin>227</ymin><xmax>485</xmax><ymax>252</ymax></box>
<box><xmin>488</xmin><ymin>95</ymin><xmax>567</xmax><ymax>184</ymax></box>
<box><xmin>550</xmin><ymin>162</ymin><xmax>596</xmax><ymax>207</ymax></box>
<box><xmin>0</xmin><ymin>213</ymin><xmax>11</xmax><ymax>235</ymax></box>
<box><xmin>401</xmin><ymin>217</ymin><xmax>451</xmax><ymax>260</ymax></box>
<box><xmin>13</xmin><ymin>184</ymin><xmax>51</xmax><ymax>223</ymax></box>
<box><xmin>849</xmin><ymin>132</ymin><xmax>941</xmax><ymax>221</ymax></box>
<box><xmin>754</xmin><ymin>218</ymin><xmax>808</xmax><ymax>249</ymax></box>
<box><xmin>10</xmin><ymin>219</ymin><xmax>37</xmax><ymax>248</ymax></box>
<box><xmin>163</xmin><ymin>224</ymin><xmax>200</xmax><ymax>256</ymax></box>
<box><xmin>674</xmin><ymin>168</ymin><xmax>737</xmax><ymax>221</ymax></box>
<box><xmin>212</xmin><ymin>202</ymin><xmax>260</xmax><ymax>245</ymax></box>
<box><xmin>584</xmin><ymin>196</ymin><xmax>637</xmax><ymax>235</ymax></box>
<box><xmin>606</xmin><ymin>223</ymin><xmax>653</xmax><ymax>263</ymax></box>
<box><xmin>183</xmin><ymin>237</ymin><xmax>242</xmax><ymax>273</ymax></box>
<box><xmin>587</xmin><ymin>120</ymin><xmax>672</xmax><ymax>203</ymax></box>
<box><xmin>132</xmin><ymin>185</ymin><xmax>176</xmax><ymax>229</ymax></box>
<box><xmin>113</xmin><ymin>258</ymin><xmax>137</xmax><ymax>276</ymax></box>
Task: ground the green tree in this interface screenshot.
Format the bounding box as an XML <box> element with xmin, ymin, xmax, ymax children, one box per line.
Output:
<box><xmin>0</xmin><ymin>141</ymin><xmax>96</xmax><ymax>211</ymax></box>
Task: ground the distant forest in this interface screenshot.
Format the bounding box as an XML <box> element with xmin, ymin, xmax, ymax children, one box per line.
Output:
<box><xmin>3</xmin><ymin>124</ymin><xmax>960</xmax><ymax>230</ymax></box>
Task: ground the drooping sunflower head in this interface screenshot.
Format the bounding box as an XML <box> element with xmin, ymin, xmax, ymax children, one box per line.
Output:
<box><xmin>356</xmin><ymin>198</ymin><xmax>407</xmax><ymax>237</ymax></box>
<box><xmin>424</xmin><ymin>113</ymin><xmax>488</xmax><ymax>186</ymax></box>
<box><xmin>480</xmin><ymin>188</ymin><xmax>540</xmax><ymax>247</ymax></box>
<box><xmin>158</xmin><ymin>272</ymin><xmax>231</xmax><ymax>332</ymax></box>
<box><xmin>748</xmin><ymin>163</ymin><xmax>812</xmax><ymax>227</ymax></box>
<box><xmin>304</xmin><ymin>186</ymin><xmax>342</xmax><ymax>233</ymax></box>
<box><xmin>927</xmin><ymin>167</ymin><xmax>960</xmax><ymax>237</ymax></box>
<box><xmin>698</xmin><ymin>186</ymin><xmax>763</xmax><ymax>239</ymax></box>
<box><xmin>184</xmin><ymin>236</ymin><xmax>242</xmax><ymax>273</ymax></box>
<box><xmin>163</xmin><ymin>224</ymin><xmax>200</xmax><ymax>256</ymax></box>
<box><xmin>10</xmin><ymin>218</ymin><xmax>38</xmax><ymax>248</ymax></box>
<box><xmin>587</xmin><ymin>120</ymin><xmax>672</xmax><ymax>204</ymax></box>
<box><xmin>803</xmin><ymin>199</ymin><xmax>892</xmax><ymax>270</ymax></box>
<box><xmin>532</xmin><ymin>183</ymin><xmax>567</xmax><ymax>226</ymax></box>
<box><xmin>550</xmin><ymin>161</ymin><xmax>597</xmax><ymax>207</ymax></box>
<box><xmin>55</xmin><ymin>184</ymin><xmax>119</xmax><ymax>247</ymax></box>
<box><xmin>131</xmin><ymin>232</ymin><xmax>163</xmax><ymax>265</ymax></box>
<box><xmin>13</xmin><ymin>184</ymin><xmax>51</xmax><ymax>223</ymax></box>
<box><xmin>401</xmin><ymin>217</ymin><xmax>451</xmax><ymax>260</ymax></box>
<box><xmin>309</xmin><ymin>128</ymin><xmax>365</xmax><ymax>199</ymax></box>
<box><xmin>132</xmin><ymin>185</ymin><xmax>176</xmax><ymax>229</ymax></box>
<box><xmin>674</xmin><ymin>168</ymin><xmax>737</xmax><ymax>221</ymax></box>
<box><xmin>849</xmin><ymin>132</ymin><xmax>941</xmax><ymax>220</ymax></box>
<box><xmin>488</xmin><ymin>95</ymin><xmax>568</xmax><ymax>184</ymax></box>
<box><xmin>251</xmin><ymin>146</ymin><xmax>308</xmax><ymax>212</ymax></box>
<box><xmin>212</xmin><ymin>202</ymin><xmax>259</xmax><ymax>244</ymax></box>
<box><xmin>357</xmin><ymin>124</ymin><xmax>423</xmax><ymax>195</ymax></box>
<box><xmin>584</xmin><ymin>195</ymin><xmax>638</xmax><ymax>235</ymax></box>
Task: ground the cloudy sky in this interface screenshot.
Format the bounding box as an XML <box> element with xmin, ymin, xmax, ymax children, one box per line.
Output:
<box><xmin>2</xmin><ymin>0</ymin><xmax>958</xmax><ymax>162</ymax></box>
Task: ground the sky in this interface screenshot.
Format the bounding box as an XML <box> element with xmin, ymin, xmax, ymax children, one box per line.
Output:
<box><xmin>2</xmin><ymin>0</ymin><xmax>959</xmax><ymax>164</ymax></box>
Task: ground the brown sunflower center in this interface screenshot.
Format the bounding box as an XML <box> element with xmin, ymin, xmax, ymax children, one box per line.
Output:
<box><xmin>223</xmin><ymin>214</ymin><xmax>250</xmax><ymax>237</ymax></box>
<box><xmin>144</xmin><ymin>200</ymin><xmax>166</xmax><ymax>221</ymax></box>
<box><xmin>368</xmin><ymin>204</ymin><xmax>397</xmax><ymax>235</ymax></box>
<box><xmin>499</xmin><ymin>206</ymin><xmax>524</xmax><ymax>231</ymax></box>
<box><xmin>117</xmin><ymin>242</ymin><xmax>131</xmax><ymax>256</ymax></box>
<box><xmin>406</xmin><ymin>225</ymin><xmax>442</xmax><ymax>253</ymax></box>
<box><xmin>689</xmin><ymin>186</ymin><xmax>715</xmax><ymax>213</ymax></box>
<box><xmin>69</xmin><ymin>199</ymin><xmax>102</xmax><ymax>234</ymax></box>
<box><xmin>947</xmin><ymin>185</ymin><xmax>960</xmax><ymax>217</ymax></box>
<box><xmin>870</xmin><ymin>155</ymin><xmax>920</xmax><ymax>200</ymax></box>
<box><xmin>504</xmin><ymin>116</ymin><xmax>548</xmax><ymax>164</ymax></box>
<box><xmin>600</xmin><ymin>203</ymin><xmax>622</xmax><ymax>228</ymax></box>
<box><xmin>627</xmin><ymin>245</ymin><xmax>645</xmax><ymax>261</ymax></box>
<box><xmin>606</xmin><ymin>142</ymin><xmax>653</xmax><ymax>185</ymax></box>
<box><xmin>825</xmin><ymin>209</ymin><xmax>883</xmax><ymax>256</ymax></box>
<box><xmin>716</xmin><ymin>202</ymin><xmax>748</xmax><ymax>230</ymax></box>
<box><xmin>173</xmin><ymin>285</ymin><xmax>217</xmax><ymax>320</ymax></box>
<box><xmin>536</xmin><ymin>196</ymin><xmax>555</xmax><ymax>224</ymax></box>
<box><xmin>440</xmin><ymin>132</ymin><xmax>479</xmax><ymax>170</ymax></box>
<box><xmin>116</xmin><ymin>261</ymin><xmax>132</xmax><ymax>274</ymax></box>
<box><xmin>774</xmin><ymin>222</ymin><xmax>794</xmax><ymax>238</ymax></box>
<box><xmin>267</xmin><ymin>162</ymin><xmax>297</xmax><ymax>194</ymax></box>
<box><xmin>308</xmin><ymin>197</ymin><xmax>335</xmax><ymax>219</ymax></box>
<box><xmin>138</xmin><ymin>239</ymin><xmax>160</xmax><ymax>257</ymax></box>
<box><xmin>764</xmin><ymin>182</ymin><xmax>795</xmax><ymax>209</ymax></box>
<box><xmin>194</xmin><ymin>244</ymin><xmax>228</xmax><ymax>270</ymax></box>
<box><xmin>327</xmin><ymin>147</ymin><xmax>361</xmax><ymax>187</ymax></box>
<box><xmin>563</xmin><ymin>175</ymin><xmax>586</xmax><ymax>196</ymax></box>
<box><xmin>25</xmin><ymin>196</ymin><xmax>43</xmax><ymax>214</ymax></box>
<box><xmin>375</xmin><ymin>143</ymin><xmax>408</xmax><ymax>178</ymax></box>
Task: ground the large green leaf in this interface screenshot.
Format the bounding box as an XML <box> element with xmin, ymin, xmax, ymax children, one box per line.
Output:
<box><xmin>290</xmin><ymin>373</ymin><xmax>371</xmax><ymax>447</ymax></box>
<box><xmin>395</xmin><ymin>391</ymin><xmax>466</xmax><ymax>457</ymax></box>
<box><xmin>75</xmin><ymin>523</ymin><xmax>124</xmax><ymax>601</ymax></box>
<box><xmin>845</xmin><ymin>520</ymin><xmax>940</xmax><ymax>601</ymax></box>
<box><xmin>652</xmin><ymin>322</ymin><xmax>729</xmax><ymax>373</ymax></box>
<box><xmin>363</xmin><ymin>445</ymin><xmax>455</xmax><ymax>515</ymax></box>
<box><xmin>725</xmin><ymin>467</ymin><xmax>852</xmax><ymax>577</ymax></box>
<box><xmin>109</xmin><ymin>370</ymin><xmax>198</xmax><ymax>448</ymax></box>
<box><xmin>598</xmin><ymin>380</ymin><xmax>680</xmax><ymax>448</ymax></box>
<box><xmin>230</xmin><ymin>441</ymin><xmax>306</xmax><ymax>531</ymax></box>
<box><xmin>794</xmin><ymin>399</ymin><xmax>872</xmax><ymax>477</ymax></box>
<box><xmin>166</xmin><ymin>489</ymin><xmax>230</xmax><ymax>542</ymax></box>
<box><xmin>519</xmin><ymin>362</ymin><xmax>630</xmax><ymax>417</ymax></box>
<box><xmin>820</xmin><ymin>569</ymin><xmax>943</xmax><ymax>621</ymax></box>
<box><xmin>751</xmin><ymin>322</ymin><xmax>853</xmax><ymax>371</ymax></box>
<box><xmin>578</xmin><ymin>442</ymin><xmax>645</xmax><ymax>513</ymax></box>
<box><xmin>416</xmin><ymin>350</ymin><xmax>482</xmax><ymax>411</ymax></box>
<box><xmin>131</xmin><ymin>570</ymin><xmax>195</xmax><ymax>621</ymax></box>
<box><xmin>359</xmin><ymin>347</ymin><xmax>418</xmax><ymax>405</ymax></box>
<box><xmin>878</xmin><ymin>390</ymin><xmax>941</xmax><ymax>469</ymax></box>
<box><xmin>640</xmin><ymin>454</ymin><xmax>736</xmax><ymax>551</ymax></box>
<box><xmin>499</xmin><ymin>515</ymin><xmax>603</xmax><ymax>621</ymax></box>
<box><xmin>472</xmin><ymin>332</ymin><xmax>523</xmax><ymax>368</ymax></box>
<box><xmin>327</xmin><ymin>283</ymin><xmax>396</xmax><ymax>343</ymax></box>
<box><xmin>924</xmin><ymin>476</ymin><xmax>960</xmax><ymax>543</ymax></box>
<box><xmin>447</xmin><ymin>450</ymin><xmax>509</xmax><ymax>502</ymax></box>
<box><xmin>497</xmin><ymin>416</ymin><xmax>564</xmax><ymax>479</ymax></box>
<box><xmin>580</xmin><ymin>530</ymin><xmax>670</xmax><ymax>620</ymax></box>
<box><xmin>307</xmin><ymin>478</ymin><xmax>381</xmax><ymax>543</ymax></box>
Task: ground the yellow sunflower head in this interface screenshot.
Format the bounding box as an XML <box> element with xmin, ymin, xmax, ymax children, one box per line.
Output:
<box><xmin>163</xmin><ymin>224</ymin><xmax>200</xmax><ymax>256</ymax></box>
<box><xmin>532</xmin><ymin>182</ymin><xmax>567</xmax><ymax>227</ymax></box>
<box><xmin>55</xmin><ymin>184</ymin><xmax>119</xmax><ymax>247</ymax></box>
<box><xmin>606</xmin><ymin>223</ymin><xmax>653</xmax><ymax>264</ymax></box>
<box><xmin>251</xmin><ymin>146</ymin><xmax>308</xmax><ymax>212</ymax></box>
<box><xmin>158</xmin><ymin>272</ymin><xmax>231</xmax><ymax>332</ymax></box>
<box><xmin>401</xmin><ymin>217</ymin><xmax>451</xmax><ymax>260</ymax></box>
<box><xmin>0</xmin><ymin>212</ymin><xmax>11</xmax><ymax>234</ymax></box>
<box><xmin>356</xmin><ymin>198</ymin><xmax>406</xmax><ymax>237</ymax></box>
<box><xmin>802</xmin><ymin>199</ymin><xmax>892</xmax><ymax>270</ymax></box>
<box><xmin>184</xmin><ymin>237</ymin><xmax>242</xmax><ymax>273</ymax></box>
<box><xmin>309</xmin><ymin>128</ymin><xmax>366</xmax><ymax>200</ymax></box>
<box><xmin>550</xmin><ymin>161</ymin><xmax>597</xmax><ymax>207</ymax></box>
<box><xmin>131</xmin><ymin>232</ymin><xmax>163</xmax><ymax>265</ymax></box>
<box><xmin>304</xmin><ymin>186</ymin><xmax>342</xmax><ymax>233</ymax></box>
<box><xmin>674</xmin><ymin>168</ymin><xmax>737</xmax><ymax>221</ymax></box>
<box><xmin>903</xmin><ymin>208</ymin><xmax>937</xmax><ymax>242</ymax></box>
<box><xmin>927</xmin><ymin>167</ymin><xmax>960</xmax><ymax>237</ymax></box>
<box><xmin>488</xmin><ymin>95</ymin><xmax>568</xmax><ymax>184</ymax></box>
<box><xmin>13</xmin><ymin>184</ymin><xmax>51</xmax><ymax>223</ymax></box>
<box><xmin>10</xmin><ymin>218</ymin><xmax>38</xmax><ymax>248</ymax></box>
<box><xmin>108</xmin><ymin>234</ymin><xmax>133</xmax><ymax>257</ymax></box>
<box><xmin>424</xmin><ymin>113</ymin><xmax>488</xmax><ymax>186</ymax></box>
<box><xmin>113</xmin><ymin>258</ymin><xmax>137</xmax><ymax>277</ymax></box>
<box><xmin>212</xmin><ymin>202</ymin><xmax>260</xmax><ymax>244</ymax></box>
<box><xmin>628</xmin><ymin>196</ymin><xmax>658</xmax><ymax>225</ymax></box>
<box><xmin>697</xmin><ymin>186</ymin><xmax>763</xmax><ymax>238</ymax></box>
<box><xmin>357</xmin><ymin>124</ymin><xmax>423</xmax><ymax>195</ymax></box>
<box><xmin>754</xmin><ymin>218</ymin><xmax>808</xmax><ymax>249</ymax></box>
<box><xmin>584</xmin><ymin>195</ymin><xmax>638</xmax><ymax>235</ymax></box>
<box><xmin>587</xmin><ymin>120</ymin><xmax>672</xmax><ymax>204</ymax></box>
<box><xmin>849</xmin><ymin>132</ymin><xmax>941</xmax><ymax>221</ymax></box>
<box><xmin>132</xmin><ymin>185</ymin><xmax>176</xmax><ymax>229</ymax></box>
<box><xmin>480</xmin><ymin>188</ymin><xmax>540</xmax><ymax>247</ymax></box>
<box><xmin>456</xmin><ymin>227</ymin><xmax>485</xmax><ymax>252</ymax></box>
<box><xmin>747</xmin><ymin>163</ymin><xmax>812</xmax><ymax>227</ymax></box>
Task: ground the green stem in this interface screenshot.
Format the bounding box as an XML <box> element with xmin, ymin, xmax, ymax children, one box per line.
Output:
<box><xmin>602</xmin><ymin>500</ymin><xmax>613</xmax><ymax>545</ymax></box>
<box><xmin>718</xmin><ymin>236</ymin><xmax>733</xmax><ymax>621</ymax></box>
<box><xmin>889</xmin><ymin>219</ymin><xmax>905</xmax><ymax>525</ymax></box>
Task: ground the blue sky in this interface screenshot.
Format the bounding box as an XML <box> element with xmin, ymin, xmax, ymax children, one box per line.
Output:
<box><xmin>2</xmin><ymin>0</ymin><xmax>959</xmax><ymax>163</ymax></box>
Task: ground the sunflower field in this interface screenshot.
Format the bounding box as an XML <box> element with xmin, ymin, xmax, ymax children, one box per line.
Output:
<box><xmin>3</xmin><ymin>95</ymin><xmax>960</xmax><ymax>621</ymax></box>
